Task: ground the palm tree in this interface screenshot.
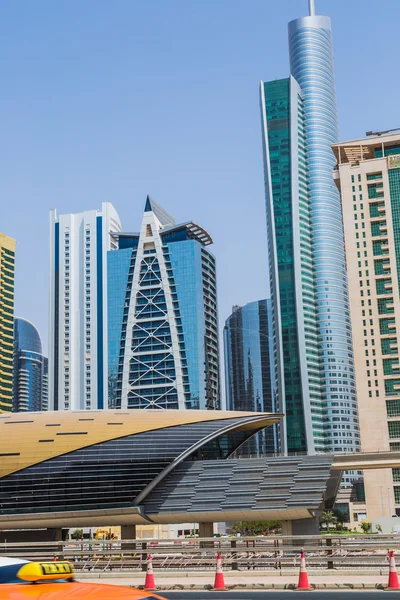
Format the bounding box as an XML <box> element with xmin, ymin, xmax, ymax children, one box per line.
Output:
<box><xmin>320</xmin><ymin>511</ymin><xmax>338</xmax><ymax>532</ymax></box>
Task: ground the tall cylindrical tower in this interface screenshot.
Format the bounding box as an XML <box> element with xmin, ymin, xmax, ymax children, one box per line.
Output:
<box><xmin>288</xmin><ymin>12</ymin><xmax>360</xmax><ymax>453</ymax></box>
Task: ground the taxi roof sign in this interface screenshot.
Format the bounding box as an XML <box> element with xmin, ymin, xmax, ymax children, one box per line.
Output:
<box><xmin>17</xmin><ymin>561</ymin><xmax>74</xmax><ymax>582</ymax></box>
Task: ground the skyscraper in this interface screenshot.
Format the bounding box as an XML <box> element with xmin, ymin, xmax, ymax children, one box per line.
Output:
<box><xmin>288</xmin><ymin>1</ymin><xmax>360</xmax><ymax>454</ymax></box>
<box><xmin>224</xmin><ymin>299</ymin><xmax>276</xmax><ymax>455</ymax></box>
<box><xmin>107</xmin><ymin>196</ymin><xmax>220</xmax><ymax>410</ymax></box>
<box><xmin>260</xmin><ymin>77</ymin><xmax>322</xmax><ymax>454</ymax></box>
<box><xmin>0</xmin><ymin>233</ymin><xmax>16</xmax><ymax>412</ymax></box>
<box><xmin>49</xmin><ymin>202</ymin><xmax>121</xmax><ymax>411</ymax></box>
<box><xmin>13</xmin><ymin>317</ymin><xmax>48</xmax><ymax>412</ymax></box>
<box><xmin>260</xmin><ymin>2</ymin><xmax>360</xmax><ymax>454</ymax></box>
<box><xmin>332</xmin><ymin>132</ymin><xmax>400</xmax><ymax>520</ymax></box>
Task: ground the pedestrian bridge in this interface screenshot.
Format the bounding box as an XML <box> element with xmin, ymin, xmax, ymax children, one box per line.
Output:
<box><xmin>332</xmin><ymin>451</ymin><xmax>400</xmax><ymax>471</ymax></box>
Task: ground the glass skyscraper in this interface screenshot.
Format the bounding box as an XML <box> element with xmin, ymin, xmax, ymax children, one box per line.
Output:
<box><xmin>13</xmin><ymin>317</ymin><xmax>48</xmax><ymax>412</ymax></box>
<box><xmin>288</xmin><ymin>6</ymin><xmax>360</xmax><ymax>454</ymax></box>
<box><xmin>224</xmin><ymin>299</ymin><xmax>276</xmax><ymax>455</ymax></box>
<box><xmin>107</xmin><ymin>196</ymin><xmax>220</xmax><ymax>410</ymax></box>
<box><xmin>260</xmin><ymin>77</ymin><xmax>322</xmax><ymax>454</ymax></box>
<box><xmin>260</xmin><ymin>3</ymin><xmax>360</xmax><ymax>454</ymax></box>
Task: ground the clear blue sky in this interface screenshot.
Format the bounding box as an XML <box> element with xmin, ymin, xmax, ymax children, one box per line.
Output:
<box><xmin>1</xmin><ymin>0</ymin><xmax>399</xmax><ymax>356</ymax></box>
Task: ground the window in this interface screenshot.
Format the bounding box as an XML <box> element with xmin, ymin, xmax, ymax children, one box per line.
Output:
<box><xmin>387</xmin><ymin>400</ymin><xmax>400</xmax><ymax>417</ymax></box>
<box><xmin>388</xmin><ymin>421</ymin><xmax>400</xmax><ymax>439</ymax></box>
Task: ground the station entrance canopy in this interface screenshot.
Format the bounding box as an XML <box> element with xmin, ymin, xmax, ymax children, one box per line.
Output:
<box><xmin>0</xmin><ymin>410</ymin><xmax>341</xmax><ymax>529</ymax></box>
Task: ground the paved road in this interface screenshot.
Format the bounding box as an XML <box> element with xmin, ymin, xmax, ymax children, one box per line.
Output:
<box><xmin>163</xmin><ymin>593</ymin><xmax>400</xmax><ymax>599</ymax></box>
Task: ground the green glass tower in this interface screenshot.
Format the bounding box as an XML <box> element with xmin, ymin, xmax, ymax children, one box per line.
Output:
<box><xmin>260</xmin><ymin>77</ymin><xmax>323</xmax><ymax>454</ymax></box>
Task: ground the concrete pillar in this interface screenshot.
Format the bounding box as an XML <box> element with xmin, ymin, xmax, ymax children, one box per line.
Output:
<box><xmin>282</xmin><ymin>516</ymin><xmax>320</xmax><ymax>541</ymax></box>
<box><xmin>48</xmin><ymin>528</ymin><xmax>63</xmax><ymax>541</ymax></box>
<box><xmin>121</xmin><ymin>525</ymin><xmax>136</xmax><ymax>540</ymax></box>
<box><xmin>121</xmin><ymin>525</ymin><xmax>137</xmax><ymax>552</ymax></box>
<box><xmin>199</xmin><ymin>522</ymin><xmax>214</xmax><ymax>537</ymax></box>
<box><xmin>199</xmin><ymin>522</ymin><xmax>214</xmax><ymax>548</ymax></box>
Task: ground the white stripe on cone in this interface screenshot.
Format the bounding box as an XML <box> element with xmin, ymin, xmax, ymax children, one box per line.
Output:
<box><xmin>300</xmin><ymin>553</ymin><xmax>306</xmax><ymax>571</ymax></box>
<box><xmin>147</xmin><ymin>555</ymin><xmax>154</xmax><ymax>573</ymax></box>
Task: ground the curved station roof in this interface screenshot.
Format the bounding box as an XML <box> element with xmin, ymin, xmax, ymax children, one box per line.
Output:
<box><xmin>0</xmin><ymin>410</ymin><xmax>339</xmax><ymax>528</ymax></box>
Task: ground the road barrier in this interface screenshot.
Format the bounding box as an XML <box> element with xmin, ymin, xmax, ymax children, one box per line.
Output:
<box><xmin>1</xmin><ymin>535</ymin><xmax>400</xmax><ymax>572</ymax></box>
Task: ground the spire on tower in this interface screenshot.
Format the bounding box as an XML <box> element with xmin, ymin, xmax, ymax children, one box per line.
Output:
<box><xmin>308</xmin><ymin>0</ymin><xmax>316</xmax><ymax>15</ymax></box>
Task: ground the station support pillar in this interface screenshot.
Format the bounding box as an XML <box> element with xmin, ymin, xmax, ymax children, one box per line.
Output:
<box><xmin>282</xmin><ymin>516</ymin><xmax>320</xmax><ymax>536</ymax></box>
<box><xmin>121</xmin><ymin>525</ymin><xmax>137</xmax><ymax>552</ymax></box>
<box><xmin>199</xmin><ymin>522</ymin><xmax>214</xmax><ymax>547</ymax></box>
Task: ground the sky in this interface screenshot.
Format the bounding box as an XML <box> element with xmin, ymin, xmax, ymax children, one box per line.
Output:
<box><xmin>1</xmin><ymin>0</ymin><xmax>400</xmax><ymax>358</ymax></box>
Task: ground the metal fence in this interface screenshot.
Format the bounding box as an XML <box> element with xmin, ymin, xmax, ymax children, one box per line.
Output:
<box><xmin>1</xmin><ymin>535</ymin><xmax>400</xmax><ymax>572</ymax></box>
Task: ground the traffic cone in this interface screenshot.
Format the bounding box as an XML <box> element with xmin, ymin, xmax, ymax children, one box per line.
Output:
<box><xmin>387</xmin><ymin>551</ymin><xmax>400</xmax><ymax>589</ymax></box>
<box><xmin>213</xmin><ymin>552</ymin><xmax>226</xmax><ymax>590</ymax></box>
<box><xmin>53</xmin><ymin>555</ymin><xmax>57</xmax><ymax>563</ymax></box>
<box><xmin>296</xmin><ymin>550</ymin><xmax>312</xmax><ymax>590</ymax></box>
<box><xmin>144</xmin><ymin>554</ymin><xmax>156</xmax><ymax>591</ymax></box>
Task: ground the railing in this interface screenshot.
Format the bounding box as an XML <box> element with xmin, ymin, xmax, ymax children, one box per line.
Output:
<box><xmin>1</xmin><ymin>535</ymin><xmax>400</xmax><ymax>572</ymax></box>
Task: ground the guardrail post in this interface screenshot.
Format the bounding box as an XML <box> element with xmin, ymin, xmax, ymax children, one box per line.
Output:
<box><xmin>231</xmin><ymin>539</ymin><xmax>238</xmax><ymax>571</ymax></box>
<box><xmin>326</xmin><ymin>537</ymin><xmax>333</xmax><ymax>570</ymax></box>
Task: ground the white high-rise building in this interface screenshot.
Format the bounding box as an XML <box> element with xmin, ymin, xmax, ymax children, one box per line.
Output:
<box><xmin>49</xmin><ymin>202</ymin><xmax>121</xmax><ymax>411</ymax></box>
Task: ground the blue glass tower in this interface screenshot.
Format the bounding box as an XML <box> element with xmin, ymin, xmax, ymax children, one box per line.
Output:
<box><xmin>224</xmin><ymin>299</ymin><xmax>277</xmax><ymax>455</ymax></box>
<box><xmin>13</xmin><ymin>317</ymin><xmax>47</xmax><ymax>412</ymax></box>
<box><xmin>288</xmin><ymin>3</ymin><xmax>360</xmax><ymax>453</ymax></box>
<box><xmin>260</xmin><ymin>1</ymin><xmax>360</xmax><ymax>455</ymax></box>
<box><xmin>107</xmin><ymin>197</ymin><xmax>220</xmax><ymax>410</ymax></box>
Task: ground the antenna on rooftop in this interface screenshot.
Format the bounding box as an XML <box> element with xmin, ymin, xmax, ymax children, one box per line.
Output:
<box><xmin>308</xmin><ymin>0</ymin><xmax>316</xmax><ymax>15</ymax></box>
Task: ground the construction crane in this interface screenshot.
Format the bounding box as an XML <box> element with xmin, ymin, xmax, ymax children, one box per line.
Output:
<box><xmin>366</xmin><ymin>127</ymin><xmax>400</xmax><ymax>137</ymax></box>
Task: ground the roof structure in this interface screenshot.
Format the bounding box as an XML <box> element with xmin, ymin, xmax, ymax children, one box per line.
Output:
<box><xmin>161</xmin><ymin>221</ymin><xmax>213</xmax><ymax>246</ymax></box>
<box><xmin>0</xmin><ymin>409</ymin><xmax>280</xmax><ymax>479</ymax></box>
<box><xmin>144</xmin><ymin>195</ymin><xmax>175</xmax><ymax>227</ymax></box>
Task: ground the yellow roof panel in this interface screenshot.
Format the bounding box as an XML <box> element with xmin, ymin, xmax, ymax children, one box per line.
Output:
<box><xmin>0</xmin><ymin>409</ymin><xmax>282</xmax><ymax>479</ymax></box>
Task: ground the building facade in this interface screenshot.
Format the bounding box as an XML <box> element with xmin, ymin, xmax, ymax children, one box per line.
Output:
<box><xmin>0</xmin><ymin>233</ymin><xmax>16</xmax><ymax>412</ymax></box>
<box><xmin>224</xmin><ymin>299</ymin><xmax>276</xmax><ymax>455</ymax></box>
<box><xmin>13</xmin><ymin>317</ymin><xmax>48</xmax><ymax>412</ymax></box>
<box><xmin>288</xmin><ymin>6</ymin><xmax>360</xmax><ymax>454</ymax></box>
<box><xmin>260</xmin><ymin>3</ymin><xmax>360</xmax><ymax>457</ymax></box>
<box><xmin>49</xmin><ymin>202</ymin><xmax>121</xmax><ymax>411</ymax></box>
<box><xmin>107</xmin><ymin>196</ymin><xmax>220</xmax><ymax>410</ymax></box>
<box><xmin>332</xmin><ymin>133</ymin><xmax>400</xmax><ymax>519</ymax></box>
<box><xmin>260</xmin><ymin>76</ymin><xmax>322</xmax><ymax>455</ymax></box>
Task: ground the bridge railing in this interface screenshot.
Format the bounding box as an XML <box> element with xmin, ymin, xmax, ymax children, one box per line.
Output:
<box><xmin>1</xmin><ymin>534</ymin><xmax>400</xmax><ymax>571</ymax></box>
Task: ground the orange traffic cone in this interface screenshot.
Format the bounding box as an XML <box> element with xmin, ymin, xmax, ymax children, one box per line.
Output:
<box><xmin>387</xmin><ymin>551</ymin><xmax>400</xmax><ymax>589</ymax></box>
<box><xmin>144</xmin><ymin>554</ymin><xmax>156</xmax><ymax>591</ymax></box>
<box><xmin>297</xmin><ymin>550</ymin><xmax>312</xmax><ymax>590</ymax></box>
<box><xmin>213</xmin><ymin>552</ymin><xmax>226</xmax><ymax>590</ymax></box>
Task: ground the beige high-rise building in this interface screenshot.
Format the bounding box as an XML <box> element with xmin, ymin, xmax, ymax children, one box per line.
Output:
<box><xmin>333</xmin><ymin>132</ymin><xmax>400</xmax><ymax>522</ymax></box>
<box><xmin>0</xmin><ymin>233</ymin><xmax>16</xmax><ymax>412</ymax></box>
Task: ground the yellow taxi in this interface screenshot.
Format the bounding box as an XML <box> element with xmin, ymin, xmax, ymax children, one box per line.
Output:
<box><xmin>0</xmin><ymin>557</ymin><xmax>166</xmax><ymax>599</ymax></box>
